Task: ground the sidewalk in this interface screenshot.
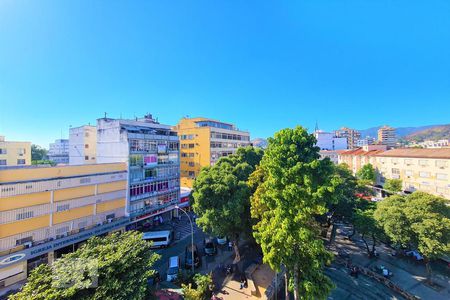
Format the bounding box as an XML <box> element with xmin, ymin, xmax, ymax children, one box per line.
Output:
<box><xmin>334</xmin><ymin>224</ymin><xmax>450</xmax><ymax>300</ymax></box>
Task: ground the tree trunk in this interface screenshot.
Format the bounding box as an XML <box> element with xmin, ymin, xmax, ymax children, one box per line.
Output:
<box><xmin>329</xmin><ymin>223</ymin><xmax>337</xmax><ymax>244</ymax></box>
<box><xmin>293</xmin><ymin>265</ymin><xmax>300</xmax><ymax>300</ymax></box>
<box><xmin>284</xmin><ymin>270</ymin><xmax>290</xmax><ymax>300</ymax></box>
<box><xmin>370</xmin><ymin>233</ymin><xmax>377</xmax><ymax>257</ymax></box>
<box><xmin>361</xmin><ymin>233</ymin><xmax>371</xmax><ymax>256</ymax></box>
<box><xmin>425</xmin><ymin>260</ymin><xmax>433</xmax><ymax>284</ymax></box>
<box><xmin>232</xmin><ymin>239</ymin><xmax>241</xmax><ymax>264</ymax></box>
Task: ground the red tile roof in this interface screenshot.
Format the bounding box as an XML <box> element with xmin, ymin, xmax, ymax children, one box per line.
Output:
<box><xmin>374</xmin><ymin>148</ymin><xmax>450</xmax><ymax>159</ymax></box>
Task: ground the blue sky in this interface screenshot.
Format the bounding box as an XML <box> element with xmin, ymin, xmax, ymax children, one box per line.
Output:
<box><xmin>0</xmin><ymin>0</ymin><xmax>449</xmax><ymax>147</ymax></box>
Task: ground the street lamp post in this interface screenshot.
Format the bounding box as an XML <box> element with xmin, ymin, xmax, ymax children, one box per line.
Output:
<box><xmin>175</xmin><ymin>205</ymin><xmax>195</xmax><ymax>274</ymax></box>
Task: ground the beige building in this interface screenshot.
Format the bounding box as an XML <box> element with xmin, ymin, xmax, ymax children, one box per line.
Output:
<box><xmin>338</xmin><ymin>145</ymin><xmax>387</xmax><ymax>174</ymax></box>
<box><xmin>69</xmin><ymin>125</ymin><xmax>97</xmax><ymax>165</ymax></box>
<box><xmin>373</xmin><ymin>149</ymin><xmax>450</xmax><ymax>199</ymax></box>
<box><xmin>0</xmin><ymin>136</ymin><xmax>31</xmax><ymax>167</ymax></box>
<box><xmin>378</xmin><ymin>125</ymin><xmax>396</xmax><ymax>148</ymax></box>
<box><xmin>0</xmin><ymin>163</ymin><xmax>127</xmax><ymax>288</ymax></box>
<box><xmin>174</xmin><ymin>117</ymin><xmax>251</xmax><ymax>187</ymax></box>
<box><xmin>338</xmin><ymin>148</ymin><xmax>450</xmax><ymax>199</ymax></box>
<box><xmin>335</xmin><ymin>127</ymin><xmax>361</xmax><ymax>149</ymax></box>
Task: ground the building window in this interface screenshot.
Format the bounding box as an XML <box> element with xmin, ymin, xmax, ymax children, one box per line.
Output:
<box><xmin>25</xmin><ymin>184</ymin><xmax>33</xmax><ymax>189</ymax></box>
<box><xmin>16</xmin><ymin>236</ymin><xmax>32</xmax><ymax>246</ymax></box>
<box><xmin>419</xmin><ymin>171</ymin><xmax>430</xmax><ymax>178</ymax></box>
<box><xmin>188</xmin><ymin>171</ymin><xmax>195</xmax><ymax>178</ymax></box>
<box><xmin>85</xmin><ymin>144</ymin><xmax>89</xmax><ymax>149</ymax></box>
<box><xmin>17</xmin><ymin>159</ymin><xmax>26</xmax><ymax>165</ymax></box>
<box><xmin>436</xmin><ymin>173</ymin><xmax>447</xmax><ymax>181</ymax></box>
<box><xmin>405</xmin><ymin>170</ymin><xmax>413</xmax><ymax>177</ymax></box>
<box><xmin>17</xmin><ymin>148</ymin><xmax>26</xmax><ymax>155</ymax></box>
<box><xmin>80</xmin><ymin>178</ymin><xmax>91</xmax><ymax>184</ymax></box>
<box><xmin>0</xmin><ymin>159</ymin><xmax>6</xmax><ymax>166</ymax></box>
<box><xmin>188</xmin><ymin>143</ymin><xmax>195</xmax><ymax>149</ymax></box>
<box><xmin>418</xmin><ymin>159</ymin><xmax>428</xmax><ymax>166</ymax></box>
<box><xmin>436</xmin><ymin>160</ymin><xmax>447</xmax><ymax>168</ymax></box>
<box><xmin>56</xmin><ymin>204</ymin><xmax>70</xmax><ymax>212</ymax></box>
<box><xmin>16</xmin><ymin>211</ymin><xmax>34</xmax><ymax>220</ymax></box>
<box><xmin>56</xmin><ymin>226</ymin><xmax>69</xmax><ymax>236</ymax></box>
<box><xmin>0</xmin><ymin>148</ymin><xmax>7</xmax><ymax>154</ymax></box>
<box><xmin>188</xmin><ymin>162</ymin><xmax>195</xmax><ymax>167</ymax></box>
<box><xmin>189</xmin><ymin>153</ymin><xmax>195</xmax><ymax>157</ymax></box>
<box><xmin>85</xmin><ymin>156</ymin><xmax>89</xmax><ymax>160</ymax></box>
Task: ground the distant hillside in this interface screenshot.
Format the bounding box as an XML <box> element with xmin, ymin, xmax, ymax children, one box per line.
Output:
<box><xmin>359</xmin><ymin>125</ymin><xmax>442</xmax><ymax>139</ymax></box>
<box><xmin>404</xmin><ymin>124</ymin><xmax>450</xmax><ymax>142</ymax></box>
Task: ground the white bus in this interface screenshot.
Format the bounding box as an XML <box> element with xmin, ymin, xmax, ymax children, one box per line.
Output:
<box><xmin>142</xmin><ymin>230</ymin><xmax>173</xmax><ymax>248</ymax></box>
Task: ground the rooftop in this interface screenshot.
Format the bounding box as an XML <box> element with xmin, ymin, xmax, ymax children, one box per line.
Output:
<box><xmin>374</xmin><ymin>148</ymin><xmax>450</xmax><ymax>159</ymax></box>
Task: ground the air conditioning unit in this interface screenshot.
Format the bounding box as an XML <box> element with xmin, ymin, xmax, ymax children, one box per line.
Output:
<box><xmin>107</xmin><ymin>219</ymin><xmax>113</xmax><ymax>223</ymax></box>
<box><xmin>23</xmin><ymin>242</ymin><xmax>32</xmax><ymax>248</ymax></box>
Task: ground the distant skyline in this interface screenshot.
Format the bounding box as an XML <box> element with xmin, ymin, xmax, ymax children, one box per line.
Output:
<box><xmin>1</xmin><ymin>1</ymin><xmax>449</xmax><ymax>147</ymax></box>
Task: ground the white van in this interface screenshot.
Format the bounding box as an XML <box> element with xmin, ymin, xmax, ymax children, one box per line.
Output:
<box><xmin>166</xmin><ymin>256</ymin><xmax>180</xmax><ymax>282</ymax></box>
<box><xmin>142</xmin><ymin>230</ymin><xmax>173</xmax><ymax>248</ymax></box>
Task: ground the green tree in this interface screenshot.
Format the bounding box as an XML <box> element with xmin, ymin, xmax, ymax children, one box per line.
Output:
<box><xmin>11</xmin><ymin>231</ymin><xmax>160</xmax><ymax>300</ymax></box>
<box><xmin>374</xmin><ymin>192</ymin><xmax>450</xmax><ymax>281</ymax></box>
<box><xmin>356</xmin><ymin>163</ymin><xmax>376</xmax><ymax>184</ymax></box>
<box><xmin>353</xmin><ymin>205</ymin><xmax>384</xmax><ymax>257</ymax></box>
<box><xmin>250</xmin><ymin>127</ymin><xmax>335</xmax><ymax>300</ymax></box>
<box><xmin>31</xmin><ymin>144</ymin><xmax>47</xmax><ymax>161</ymax></box>
<box><xmin>182</xmin><ymin>273</ymin><xmax>213</xmax><ymax>300</ymax></box>
<box><xmin>328</xmin><ymin>164</ymin><xmax>358</xmax><ymax>222</ymax></box>
<box><xmin>192</xmin><ymin>146</ymin><xmax>263</xmax><ymax>259</ymax></box>
<box><xmin>383</xmin><ymin>178</ymin><xmax>403</xmax><ymax>193</ymax></box>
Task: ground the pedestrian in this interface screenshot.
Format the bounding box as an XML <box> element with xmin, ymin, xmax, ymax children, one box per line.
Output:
<box><xmin>240</xmin><ymin>274</ymin><xmax>245</xmax><ymax>289</ymax></box>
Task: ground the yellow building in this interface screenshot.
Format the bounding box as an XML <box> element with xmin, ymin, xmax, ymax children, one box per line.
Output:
<box><xmin>174</xmin><ymin>117</ymin><xmax>251</xmax><ymax>187</ymax></box>
<box><xmin>0</xmin><ymin>163</ymin><xmax>128</xmax><ymax>288</ymax></box>
<box><xmin>373</xmin><ymin>148</ymin><xmax>450</xmax><ymax>199</ymax></box>
<box><xmin>0</xmin><ymin>136</ymin><xmax>31</xmax><ymax>167</ymax></box>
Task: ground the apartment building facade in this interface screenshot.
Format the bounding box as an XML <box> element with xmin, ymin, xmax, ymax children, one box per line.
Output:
<box><xmin>378</xmin><ymin>125</ymin><xmax>396</xmax><ymax>148</ymax></box>
<box><xmin>0</xmin><ymin>136</ymin><xmax>31</xmax><ymax>167</ymax></box>
<box><xmin>335</xmin><ymin>127</ymin><xmax>361</xmax><ymax>149</ymax></box>
<box><xmin>96</xmin><ymin>115</ymin><xmax>180</xmax><ymax>221</ymax></box>
<box><xmin>69</xmin><ymin>125</ymin><xmax>97</xmax><ymax>165</ymax></box>
<box><xmin>373</xmin><ymin>149</ymin><xmax>450</xmax><ymax>199</ymax></box>
<box><xmin>48</xmin><ymin>139</ymin><xmax>69</xmax><ymax>164</ymax></box>
<box><xmin>0</xmin><ymin>163</ymin><xmax>128</xmax><ymax>288</ymax></box>
<box><xmin>314</xmin><ymin>130</ymin><xmax>347</xmax><ymax>151</ymax></box>
<box><xmin>338</xmin><ymin>145</ymin><xmax>387</xmax><ymax>174</ymax></box>
<box><xmin>174</xmin><ymin>117</ymin><xmax>251</xmax><ymax>187</ymax></box>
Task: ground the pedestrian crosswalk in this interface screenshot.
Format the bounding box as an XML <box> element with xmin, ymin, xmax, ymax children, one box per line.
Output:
<box><xmin>172</xmin><ymin>215</ymin><xmax>199</xmax><ymax>241</ymax></box>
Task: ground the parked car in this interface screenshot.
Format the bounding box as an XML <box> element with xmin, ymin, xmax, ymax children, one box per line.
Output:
<box><xmin>166</xmin><ymin>256</ymin><xmax>180</xmax><ymax>282</ymax></box>
<box><xmin>185</xmin><ymin>244</ymin><xmax>201</xmax><ymax>269</ymax></box>
<box><xmin>204</xmin><ymin>238</ymin><xmax>216</xmax><ymax>256</ymax></box>
<box><xmin>406</xmin><ymin>250</ymin><xmax>424</xmax><ymax>261</ymax></box>
<box><xmin>217</xmin><ymin>236</ymin><xmax>227</xmax><ymax>245</ymax></box>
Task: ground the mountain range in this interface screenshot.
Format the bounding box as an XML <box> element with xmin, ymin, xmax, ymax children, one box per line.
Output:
<box><xmin>359</xmin><ymin>124</ymin><xmax>450</xmax><ymax>140</ymax></box>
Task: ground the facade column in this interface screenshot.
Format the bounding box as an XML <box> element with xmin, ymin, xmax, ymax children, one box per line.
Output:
<box><xmin>48</xmin><ymin>251</ymin><xmax>55</xmax><ymax>265</ymax></box>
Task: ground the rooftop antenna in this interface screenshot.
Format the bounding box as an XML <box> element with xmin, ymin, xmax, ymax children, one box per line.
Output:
<box><xmin>314</xmin><ymin>120</ymin><xmax>319</xmax><ymax>132</ymax></box>
<box><xmin>104</xmin><ymin>112</ymin><xmax>108</xmax><ymax>119</ymax></box>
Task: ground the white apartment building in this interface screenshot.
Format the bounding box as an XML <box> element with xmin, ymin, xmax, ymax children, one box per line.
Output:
<box><xmin>48</xmin><ymin>139</ymin><xmax>69</xmax><ymax>164</ymax></box>
<box><xmin>69</xmin><ymin>126</ymin><xmax>97</xmax><ymax>165</ymax></box>
<box><xmin>96</xmin><ymin>115</ymin><xmax>180</xmax><ymax>222</ymax></box>
<box><xmin>314</xmin><ymin>131</ymin><xmax>347</xmax><ymax>151</ymax></box>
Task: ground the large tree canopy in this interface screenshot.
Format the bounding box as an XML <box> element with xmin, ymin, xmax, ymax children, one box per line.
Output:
<box><xmin>192</xmin><ymin>146</ymin><xmax>264</xmax><ymax>245</ymax></box>
<box><xmin>374</xmin><ymin>192</ymin><xmax>450</xmax><ymax>280</ymax></box>
<box><xmin>11</xmin><ymin>231</ymin><xmax>160</xmax><ymax>300</ymax></box>
<box><xmin>250</xmin><ymin>126</ymin><xmax>336</xmax><ymax>300</ymax></box>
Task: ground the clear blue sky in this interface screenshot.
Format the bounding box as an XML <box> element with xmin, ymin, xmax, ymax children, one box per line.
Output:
<box><xmin>1</xmin><ymin>1</ymin><xmax>449</xmax><ymax>147</ymax></box>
